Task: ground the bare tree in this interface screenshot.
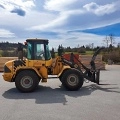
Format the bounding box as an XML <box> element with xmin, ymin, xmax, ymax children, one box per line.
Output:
<box><xmin>109</xmin><ymin>34</ymin><xmax>115</xmax><ymax>46</ymax></box>
<box><xmin>103</xmin><ymin>36</ymin><xmax>109</xmax><ymax>48</ymax></box>
<box><xmin>103</xmin><ymin>34</ymin><xmax>115</xmax><ymax>48</ymax></box>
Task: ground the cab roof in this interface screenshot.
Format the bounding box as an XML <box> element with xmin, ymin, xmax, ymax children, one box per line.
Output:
<box><xmin>26</xmin><ymin>38</ymin><xmax>49</xmax><ymax>44</ymax></box>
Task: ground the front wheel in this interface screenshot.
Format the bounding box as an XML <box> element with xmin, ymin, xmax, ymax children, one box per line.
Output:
<box><xmin>61</xmin><ymin>69</ymin><xmax>84</xmax><ymax>91</ymax></box>
<box><xmin>15</xmin><ymin>70</ymin><xmax>39</xmax><ymax>92</ymax></box>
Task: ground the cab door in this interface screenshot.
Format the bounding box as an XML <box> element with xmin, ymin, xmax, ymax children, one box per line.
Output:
<box><xmin>33</xmin><ymin>43</ymin><xmax>46</xmax><ymax>68</ymax></box>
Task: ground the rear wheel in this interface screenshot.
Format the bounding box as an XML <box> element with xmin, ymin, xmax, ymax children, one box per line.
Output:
<box><xmin>61</xmin><ymin>69</ymin><xmax>84</xmax><ymax>91</ymax></box>
<box><xmin>15</xmin><ymin>70</ymin><xmax>39</xmax><ymax>92</ymax></box>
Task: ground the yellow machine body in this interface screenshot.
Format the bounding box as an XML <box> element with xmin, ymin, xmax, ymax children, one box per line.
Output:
<box><xmin>3</xmin><ymin>56</ymin><xmax>70</xmax><ymax>82</ymax></box>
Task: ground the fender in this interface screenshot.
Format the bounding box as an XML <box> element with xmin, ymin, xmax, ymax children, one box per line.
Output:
<box><xmin>57</xmin><ymin>66</ymin><xmax>70</xmax><ymax>77</ymax></box>
<box><xmin>13</xmin><ymin>66</ymin><xmax>42</xmax><ymax>81</ymax></box>
<box><xmin>57</xmin><ymin>66</ymin><xmax>83</xmax><ymax>78</ymax></box>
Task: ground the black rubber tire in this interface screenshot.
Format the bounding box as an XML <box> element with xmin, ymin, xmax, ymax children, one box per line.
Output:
<box><xmin>59</xmin><ymin>75</ymin><xmax>65</xmax><ymax>87</ymax></box>
<box><xmin>15</xmin><ymin>70</ymin><xmax>39</xmax><ymax>93</ymax></box>
<box><xmin>61</xmin><ymin>69</ymin><xmax>84</xmax><ymax>91</ymax></box>
<box><xmin>59</xmin><ymin>76</ymin><xmax>62</xmax><ymax>83</ymax></box>
<box><xmin>59</xmin><ymin>75</ymin><xmax>64</xmax><ymax>84</ymax></box>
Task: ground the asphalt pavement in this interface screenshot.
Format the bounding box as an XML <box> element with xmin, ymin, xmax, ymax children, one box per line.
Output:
<box><xmin>0</xmin><ymin>65</ymin><xmax>120</xmax><ymax>120</ymax></box>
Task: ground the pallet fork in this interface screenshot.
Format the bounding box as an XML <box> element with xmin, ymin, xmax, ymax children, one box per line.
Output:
<box><xmin>62</xmin><ymin>47</ymin><xmax>104</xmax><ymax>85</ymax></box>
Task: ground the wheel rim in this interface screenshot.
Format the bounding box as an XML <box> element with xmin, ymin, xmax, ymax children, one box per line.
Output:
<box><xmin>67</xmin><ymin>74</ymin><xmax>79</xmax><ymax>86</ymax></box>
<box><xmin>20</xmin><ymin>76</ymin><xmax>33</xmax><ymax>88</ymax></box>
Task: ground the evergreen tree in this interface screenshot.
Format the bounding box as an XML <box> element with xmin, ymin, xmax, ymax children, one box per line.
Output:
<box><xmin>58</xmin><ymin>45</ymin><xmax>64</xmax><ymax>56</ymax></box>
<box><xmin>51</xmin><ymin>47</ymin><xmax>55</xmax><ymax>58</ymax></box>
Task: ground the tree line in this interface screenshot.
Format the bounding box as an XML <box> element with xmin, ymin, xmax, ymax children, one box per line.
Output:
<box><xmin>0</xmin><ymin>40</ymin><xmax>120</xmax><ymax>64</ymax></box>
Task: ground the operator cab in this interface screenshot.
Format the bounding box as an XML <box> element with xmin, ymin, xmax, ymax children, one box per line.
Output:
<box><xmin>26</xmin><ymin>38</ymin><xmax>51</xmax><ymax>60</ymax></box>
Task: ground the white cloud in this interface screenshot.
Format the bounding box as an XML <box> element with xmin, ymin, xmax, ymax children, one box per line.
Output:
<box><xmin>29</xmin><ymin>3</ymin><xmax>84</xmax><ymax>31</ymax></box>
<box><xmin>29</xmin><ymin>13</ymin><xmax>67</xmax><ymax>31</ymax></box>
<box><xmin>0</xmin><ymin>29</ymin><xmax>15</xmax><ymax>38</ymax></box>
<box><xmin>83</xmin><ymin>2</ymin><xmax>117</xmax><ymax>16</ymax></box>
<box><xmin>29</xmin><ymin>0</ymin><xmax>120</xmax><ymax>32</ymax></box>
<box><xmin>29</xmin><ymin>9</ymin><xmax>85</xmax><ymax>31</ymax></box>
<box><xmin>0</xmin><ymin>0</ymin><xmax>35</xmax><ymax>15</ymax></box>
<box><xmin>55</xmin><ymin>32</ymin><xmax>104</xmax><ymax>47</ymax></box>
<box><xmin>0</xmin><ymin>10</ymin><xmax>56</xmax><ymax>30</ymax></box>
<box><xmin>0</xmin><ymin>0</ymin><xmax>120</xmax><ymax>48</ymax></box>
<box><xmin>44</xmin><ymin>0</ymin><xmax>77</xmax><ymax>11</ymax></box>
<box><xmin>83</xmin><ymin>2</ymin><xmax>99</xmax><ymax>11</ymax></box>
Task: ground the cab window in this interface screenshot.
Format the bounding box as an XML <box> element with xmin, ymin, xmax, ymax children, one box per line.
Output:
<box><xmin>35</xmin><ymin>43</ymin><xmax>45</xmax><ymax>60</ymax></box>
<box><xmin>45</xmin><ymin>44</ymin><xmax>51</xmax><ymax>60</ymax></box>
<box><xmin>27</xmin><ymin>42</ymin><xmax>32</xmax><ymax>60</ymax></box>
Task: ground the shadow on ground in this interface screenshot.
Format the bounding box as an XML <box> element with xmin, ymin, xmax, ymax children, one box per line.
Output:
<box><xmin>2</xmin><ymin>83</ymin><xmax>120</xmax><ymax>105</ymax></box>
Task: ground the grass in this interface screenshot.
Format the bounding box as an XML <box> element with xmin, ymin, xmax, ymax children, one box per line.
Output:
<box><xmin>54</xmin><ymin>51</ymin><xmax>94</xmax><ymax>57</ymax></box>
<box><xmin>86</xmin><ymin>51</ymin><xmax>94</xmax><ymax>55</ymax></box>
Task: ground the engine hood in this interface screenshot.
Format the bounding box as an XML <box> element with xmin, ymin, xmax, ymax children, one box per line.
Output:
<box><xmin>4</xmin><ymin>59</ymin><xmax>27</xmax><ymax>73</ymax></box>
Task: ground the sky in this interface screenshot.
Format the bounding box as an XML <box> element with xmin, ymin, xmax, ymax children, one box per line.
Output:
<box><xmin>0</xmin><ymin>0</ymin><xmax>120</xmax><ymax>49</ymax></box>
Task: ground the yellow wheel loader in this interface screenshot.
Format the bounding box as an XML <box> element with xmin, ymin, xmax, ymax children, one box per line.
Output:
<box><xmin>2</xmin><ymin>38</ymin><xmax>103</xmax><ymax>92</ymax></box>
